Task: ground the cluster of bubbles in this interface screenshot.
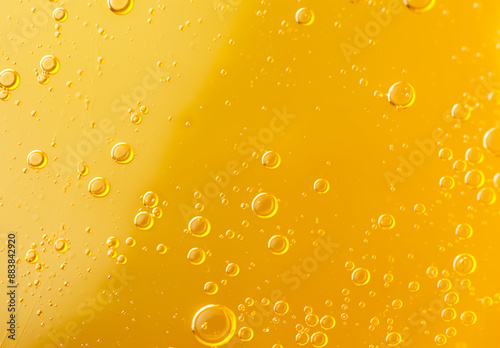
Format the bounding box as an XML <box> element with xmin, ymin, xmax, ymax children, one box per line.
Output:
<box><xmin>134</xmin><ymin>191</ymin><xmax>163</xmax><ymax>230</ymax></box>
<box><xmin>37</xmin><ymin>55</ymin><xmax>60</xmax><ymax>85</ymax></box>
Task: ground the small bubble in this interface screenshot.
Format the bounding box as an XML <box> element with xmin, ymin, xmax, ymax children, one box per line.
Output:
<box><xmin>192</xmin><ymin>305</ymin><xmax>236</xmax><ymax>346</ymax></box>
<box><xmin>27</xmin><ymin>150</ymin><xmax>48</xmax><ymax>169</ymax></box>
<box><xmin>483</xmin><ymin>127</ymin><xmax>500</xmax><ymax>156</ymax></box>
<box><xmin>88</xmin><ymin>177</ymin><xmax>110</xmax><ymax>197</ymax></box>
<box><xmin>268</xmin><ymin>235</ymin><xmax>289</xmax><ymax>255</ymax></box>
<box><xmin>295</xmin><ymin>8</ymin><xmax>314</xmax><ymax>26</ymax></box>
<box><xmin>204</xmin><ymin>281</ymin><xmax>218</xmax><ymax>295</ymax></box>
<box><xmin>378</xmin><ymin>214</ymin><xmax>395</xmax><ymax>230</ymax></box>
<box><xmin>108</xmin><ymin>0</ymin><xmax>134</xmax><ymax>14</ymax></box>
<box><xmin>352</xmin><ymin>268</ymin><xmax>370</xmax><ymax>286</ymax></box>
<box><xmin>385</xmin><ymin>332</ymin><xmax>402</xmax><ymax>346</ymax></box>
<box><xmin>262</xmin><ymin>151</ymin><xmax>281</xmax><ymax>169</ymax></box>
<box><xmin>111</xmin><ymin>142</ymin><xmax>134</xmax><ymax>164</ymax></box>
<box><xmin>0</xmin><ymin>69</ymin><xmax>21</xmax><ymax>90</ymax></box>
<box><xmin>310</xmin><ymin>332</ymin><xmax>328</xmax><ymax>347</ymax></box>
<box><xmin>460</xmin><ymin>311</ymin><xmax>477</xmax><ymax>326</ymax></box>
<box><xmin>156</xmin><ymin>244</ymin><xmax>167</xmax><ymax>254</ymax></box>
<box><xmin>53</xmin><ymin>8</ymin><xmax>68</xmax><ymax>22</ymax></box>
<box><xmin>54</xmin><ymin>238</ymin><xmax>68</xmax><ymax>253</ymax></box>
<box><xmin>188</xmin><ymin>216</ymin><xmax>211</xmax><ymax>237</ymax></box>
<box><xmin>313</xmin><ymin>179</ymin><xmax>330</xmax><ymax>194</ymax></box>
<box><xmin>40</xmin><ymin>55</ymin><xmax>60</xmax><ymax>74</ymax></box>
<box><xmin>142</xmin><ymin>191</ymin><xmax>159</xmax><ymax>208</ymax></box>
<box><xmin>451</xmin><ymin>103</ymin><xmax>471</xmax><ymax>121</ymax></box>
<box><xmin>26</xmin><ymin>249</ymin><xmax>39</xmax><ymax>264</ymax></box>
<box><xmin>188</xmin><ymin>248</ymin><xmax>206</xmax><ymax>265</ymax></box>
<box><xmin>238</xmin><ymin>327</ymin><xmax>254</xmax><ymax>341</ymax></box>
<box><xmin>107</xmin><ymin>237</ymin><xmax>120</xmax><ymax>249</ymax></box>
<box><xmin>226</xmin><ymin>263</ymin><xmax>240</xmax><ymax>276</ymax></box>
<box><xmin>251</xmin><ymin>193</ymin><xmax>278</xmax><ymax>218</ymax></box>
<box><xmin>403</xmin><ymin>0</ymin><xmax>435</xmax><ymax>12</ymax></box>
<box><xmin>134</xmin><ymin>211</ymin><xmax>154</xmax><ymax>230</ymax></box>
<box><xmin>388</xmin><ymin>82</ymin><xmax>415</xmax><ymax>109</ymax></box>
<box><xmin>455</xmin><ymin>223</ymin><xmax>473</xmax><ymax>239</ymax></box>
<box><xmin>453</xmin><ymin>253</ymin><xmax>476</xmax><ymax>275</ymax></box>
<box><xmin>274</xmin><ymin>301</ymin><xmax>289</xmax><ymax>315</ymax></box>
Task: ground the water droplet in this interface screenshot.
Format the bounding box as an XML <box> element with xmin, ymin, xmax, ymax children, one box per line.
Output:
<box><xmin>388</xmin><ymin>82</ymin><xmax>415</xmax><ymax>109</ymax></box>
<box><xmin>108</xmin><ymin>0</ymin><xmax>134</xmax><ymax>14</ymax></box>
<box><xmin>111</xmin><ymin>142</ymin><xmax>134</xmax><ymax>164</ymax></box>
<box><xmin>295</xmin><ymin>8</ymin><xmax>314</xmax><ymax>26</ymax></box>
<box><xmin>27</xmin><ymin>150</ymin><xmax>48</xmax><ymax>169</ymax></box>
<box><xmin>188</xmin><ymin>216</ymin><xmax>211</xmax><ymax>237</ymax></box>
<box><xmin>268</xmin><ymin>235</ymin><xmax>289</xmax><ymax>255</ymax></box>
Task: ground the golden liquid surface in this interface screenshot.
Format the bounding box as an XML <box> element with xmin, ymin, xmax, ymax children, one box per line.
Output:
<box><xmin>1</xmin><ymin>0</ymin><xmax>500</xmax><ymax>347</ymax></box>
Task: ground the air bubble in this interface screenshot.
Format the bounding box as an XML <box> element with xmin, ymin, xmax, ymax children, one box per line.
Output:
<box><xmin>388</xmin><ymin>82</ymin><xmax>415</xmax><ymax>109</ymax></box>
<box><xmin>134</xmin><ymin>211</ymin><xmax>154</xmax><ymax>230</ymax></box>
<box><xmin>108</xmin><ymin>0</ymin><xmax>134</xmax><ymax>15</ymax></box>
<box><xmin>268</xmin><ymin>235</ymin><xmax>289</xmax><ymax>255</ymax></box>
<box><xmin>27</xmin><ymin>150</ymin><xmax>48</xmax><ymax>169</ymax></box>
<box><xmin>111</xmin><ymin>142</ymin><xmax>134</xmax><ymax>164</ymax></box>
<box><xmin>188</xmin><ymin>248</ymin><xmax>206</xmax><ymax>265</ymax></box>
<box><xmin>262</xmin><ymin>151</ymin><xmax>281</xmax><ymax>169</ymax></box>
<box><xmin>251</xmin><ymin>193</ymin><xmax>278</xmax><ymax>218</ymax></box>
<box><xmin>295</xmin><ymin>8</ymin><xmax>314</xmax><ymax>26</ymax></box>
<box><xmin>88</xmin><ymin>177</ymin><xmax>110</xmax><ymax>197</ymax></box>
<box><xmin>351</xmin><ymin>268</ymin><xmax>370</xmax><ymax>286</ymax></box>
<box><xmin>188</xmin><ymin>216</ymin><xmax>211</xmax><ymax>237</ymax></box>
<box><xmin>453</xmin><ymin>253</ymin><xmax>476</xmax><ymax>275</ymax></box>
<box><xmin>314</xmin><ymin>179</ymin><xmax>330</xmax><ymax>194</ymax></box>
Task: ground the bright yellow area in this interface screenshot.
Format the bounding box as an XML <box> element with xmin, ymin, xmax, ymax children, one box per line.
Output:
<box><xmin>1</xmin><ymin>0</ymin><xmax>500</xmax><ymax>347</ymax></box>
